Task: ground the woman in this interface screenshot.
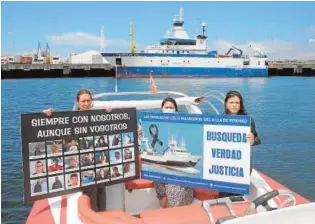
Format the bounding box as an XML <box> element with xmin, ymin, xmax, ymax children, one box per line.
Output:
<box><xmin>154</xmin><ymin>97</ymin><xmax>194</xmax><ymax>208</ymax></box>
<box><xmin>97</xmin><ymin>169</ymin><xmax>109</xmax><ymax>180</ymax></box>
<box><xmin>98</xmin><ymin>136</ymin><xmax>108</xmax><ymax>147</ymax></box>
<box><xmin>219</xmin><ymin>90</ymin><xmax>261</xmax><ymax>198</ymax></box>
<box><xmin>43</xmin><ymin>89</ymin><xmax>109</xmax><ymax>212</ymax></box>
<box><xmin>223</xmin><ymin>90</ymin><xmax>261</xmax><ymax>149</ymax></box>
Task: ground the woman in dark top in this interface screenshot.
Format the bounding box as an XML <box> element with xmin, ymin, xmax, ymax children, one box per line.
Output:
<box><xmin>43</xmin><ymin>89</ymin><xmax>109</xmax><ymax>211</ymax></box>
<box><xmin>219</xmin><ymin>90</ymin><xmax>261</xmax><ymax>198</ymax></box>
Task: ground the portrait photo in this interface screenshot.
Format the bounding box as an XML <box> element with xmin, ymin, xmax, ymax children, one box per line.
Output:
<box><xmin>109</xmin><ymin>149</ymin><xmax>122</xmax><ymax>164</ymax></box>
<box><xmin>30</xmin><ymin>178</ymin><xmax>47</xmax><ymax>196</ymax></box>
<box><xmin>94</xmin><ymin>135</ymin><xmax>109</xmax><ymax>151</ymax></box>
<box><xmin>47</xmin><ymin>140</ymin><xmax>63</xmax><ymax>157</ymax></box>
<box><xmin>29</xmin><ymin>141</ymin><xmax>46</xmax><ymax>159</ymax></box>
<box><xmin>122</xmin><ymin>132</ymin><xmax>134</xmax><ymax>147</ymax></box>
<box><xmin>48</xmin><ymin>175</ymin><xmax>64</xmax><ymax>192</ymax></box>
<box><xmin>30</xmin><ymin>160</ymin><xmax>46</xmax><ymax>178</ymax></box>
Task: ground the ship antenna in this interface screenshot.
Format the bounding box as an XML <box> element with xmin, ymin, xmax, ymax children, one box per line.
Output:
<box><xmin>201</xmin><ymin>22</ymin><xmax>206</xmax><ymax>37</ymax></box>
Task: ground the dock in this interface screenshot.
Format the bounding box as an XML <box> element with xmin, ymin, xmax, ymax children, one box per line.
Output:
<box><xmin>1</xmin><ymin>63</ymin><xmax>115</xmax><ymax>79</ymax></box>
<box><xmin>268</xmin><ymin>61</ymin><xmax>315</xmax><ymax>77</ymax></box>
<box><xmin>1</xmin><ymin>61</ymin><xmax>315</xmax><ymax>79</ymax></box>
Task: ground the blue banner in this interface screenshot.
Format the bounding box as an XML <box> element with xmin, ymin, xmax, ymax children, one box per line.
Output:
<box><xmin>138</xmin><ymin>112</ymin><xmax>251</xmax><ymax>195</ymax></box>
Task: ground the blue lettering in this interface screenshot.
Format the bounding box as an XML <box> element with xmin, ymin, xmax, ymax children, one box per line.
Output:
<box><xmin>207</xmin><ymin>131</ymin><xmax>211</xmax><ymax>140</ymax></box>
<box><xmin>211</xmin><ymin>148</ymin><xmax>242</xmax><ymax>160</ymax></box>
<box><xmin>211</xmin><ymin>148</ymin><xmax>217</xmax><ymax>158</ymax></box>
<box><xmin>242</xmin><ymin>134</ymin><xmax>247</xmax><ymax>143</ymax></box>
<box><xmin>209</xmin><ymin>165</ymin><xmax>244</xmax><ymax>177</ymax></box>
<box><xmin>207</xmin><ymin>132</ymin><xmax>247</xmax><ymax>143</ymax></box>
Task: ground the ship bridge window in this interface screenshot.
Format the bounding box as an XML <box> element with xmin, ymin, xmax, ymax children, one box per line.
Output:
<box><xmin>116</xmin><ymin>58</ymin><xmax>122</xmax><ymax>66</ymax></box>
<box><xmin>243</xmin><ymin>60</ymin><xmax>250</xmax><ymax>66</ymax></box>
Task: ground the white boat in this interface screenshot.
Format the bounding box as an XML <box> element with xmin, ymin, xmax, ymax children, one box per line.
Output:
<box><xmin>26</xmin><ymin>89</ymin><xmax>314</xmax><ymax>224</ymax></box>
<box><xmin>101</xmin><ymin>8</ymin><xmax>269</xmax><ymax>78</ymax></box>
<box><xmin>141</xmin><ymin>135</ymin><xmax>202</xmax><ymax>168</ymax></box>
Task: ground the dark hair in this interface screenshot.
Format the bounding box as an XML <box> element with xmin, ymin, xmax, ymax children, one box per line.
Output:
<box><xmin>161</xmin><ymin>97</ymin><xmax>178</xmax><ymax>111</ymax></box>
<box><xmin>70</xmin><ymin>173</ymin><xmax>78</xmax><ymax>178</ymax></box>
<box><xmin>76</xmin><ymin>89</ymin><xmax>93</xmax><ymax>102</ymax></box>
<box><xmin>224</xmin><ymin>91</ymin><xmax>247</xmax><ymax>115</ymax></box>
<box><xmin>98</xmin><ymin>136</ymin><xmax>105</xmax><ymax>143</ymax></box>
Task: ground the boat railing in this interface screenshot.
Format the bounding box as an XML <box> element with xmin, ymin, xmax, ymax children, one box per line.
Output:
<box><xmin>84</xmin><ymin>89</ymin><xmax>226</xmax><ymax>115</ymax></box>
<box><xmin>195</xmin><ymin>90</ymin><xmax>225</xmax><ymax>115</ymax></box>
<box><xmin>93</xmin><ymin>91</ymin><xmax>189</xmax><ymax>99</ymax></box>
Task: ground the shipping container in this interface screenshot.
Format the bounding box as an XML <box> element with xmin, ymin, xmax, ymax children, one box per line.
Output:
<box><xmin>44</xmin><ymin>57</ymin><xmax>53</xmax><ymax>64</ymax></box>
<box><xmin>20</xmin><ymin>56</ymin><xmax>32</xmax><ymax>64</ymax></box>
<box><xmin>8</xmin><ymin>55</ymin><xmax>21</xmax><ymax>63</ymax></box>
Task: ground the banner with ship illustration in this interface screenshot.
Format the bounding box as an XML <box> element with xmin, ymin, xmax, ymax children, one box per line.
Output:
<box><xmin>21</xmin><ymin>108</ymin><xmax>139</xmax><ymax>203</ymax></box>
<box><xmin>138</xmin><ymin>112</ymin><xmax>251</xmax><ymax>195</ymax></box>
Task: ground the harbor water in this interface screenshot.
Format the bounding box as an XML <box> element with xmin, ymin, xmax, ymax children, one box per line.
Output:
<box><xmin>1</xmin><ymin>76</ymin><xmax>315</xmax><ymax>223</ymax></box>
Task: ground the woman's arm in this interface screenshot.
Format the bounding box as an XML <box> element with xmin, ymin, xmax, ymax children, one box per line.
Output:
<box><xmin>250</xmin><ymin>117</ymin><xmax>262</xmax><ymax>146</ymax></box>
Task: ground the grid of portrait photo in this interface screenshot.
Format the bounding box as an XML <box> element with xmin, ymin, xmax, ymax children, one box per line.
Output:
<box><xmin>28</xmin><ymin>132</ymin><xmax>137</xmax><ymax>197</ymax></box>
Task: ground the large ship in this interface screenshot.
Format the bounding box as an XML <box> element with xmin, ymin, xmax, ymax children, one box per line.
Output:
<box><xmin>101</xmin><ymin>8</ymin><xmax>269</xmax><ymax>78</ymax></box>
<box><xmin>140</xmin><ymin>134</ymin><xmax>202</xmax><ymax>168</ymax></box>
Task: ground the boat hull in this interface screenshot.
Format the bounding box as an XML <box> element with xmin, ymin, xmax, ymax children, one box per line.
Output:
<box><xmin>142</xmin><ymin>157</ymin><xmax>198</xmax><ymax>167</ymax></box>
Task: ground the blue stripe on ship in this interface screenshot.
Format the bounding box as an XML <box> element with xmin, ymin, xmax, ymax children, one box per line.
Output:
<box><xmin>116</xmin><ymin>66</ymin><xmax>268</xmax><ymax>77</ymax></box>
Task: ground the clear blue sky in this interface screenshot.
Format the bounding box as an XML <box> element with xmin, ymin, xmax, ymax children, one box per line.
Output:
<box><xmin>1</xmin><ymin>1</ymin><xmax>315</xmax><ymax>59</ymax></box>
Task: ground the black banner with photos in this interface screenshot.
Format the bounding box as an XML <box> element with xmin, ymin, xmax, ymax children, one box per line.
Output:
<box><xmin>21</xmin><ymin>108</ymin><xmax>139</xmax><ymax>203</ymax></box>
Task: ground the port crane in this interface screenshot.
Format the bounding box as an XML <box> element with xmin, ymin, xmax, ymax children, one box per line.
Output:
<box><xmin>130</xmin><ymin>20</ymin><xmax>137</xmax><ymax>54</ymax></box>
<box><xmin>225</xmin><ymin>45</ymin><xmax>243</xmax><ymax>56</ymax></box>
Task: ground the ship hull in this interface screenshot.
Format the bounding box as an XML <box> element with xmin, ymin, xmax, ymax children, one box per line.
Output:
<box><xmin>115</xmin><ymin>66</ymin><xmax>268</xmax><ymax>78</ymax></box>
<box><xmin>101</xmin><ymin>53</ymin><xmax>269</xmax><ymax>78</ymax></box>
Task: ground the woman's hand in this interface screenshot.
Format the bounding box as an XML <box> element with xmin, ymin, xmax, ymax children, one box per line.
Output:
<box><xmin>43</xmin><ymin>108</ymin><xmax>53</xmax><ymax>116</ymax></box>
<box><xmin>247</xmin><ymin>133</ymin><xmax>255</xmax><ymax>146</ymax></box>
<box><xmin>104</xmin><ymin>106</ymin><xmax>112</xmax><ymax>113</ymax></box>
<box><xmin>138</xmin><ymin>127</ymin><xmax>143</xmax><ymax>136</ymax></box>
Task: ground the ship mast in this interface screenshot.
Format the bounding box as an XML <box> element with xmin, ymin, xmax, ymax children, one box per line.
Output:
<box><xmin>130</xmin><ymin>20</ymin><xmax>137</xmax><ymax>54</ymax></box>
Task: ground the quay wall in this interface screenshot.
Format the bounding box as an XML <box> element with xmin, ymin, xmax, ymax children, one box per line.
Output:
<box><xmin>1</xmin><ymin>64</ymin><xmax>115</xmax><ymax>79</ymax></box>
<box><xmin>1</xmin><ymin>62</ymin><xmax>315</xmax><ymax>79</ymax></box>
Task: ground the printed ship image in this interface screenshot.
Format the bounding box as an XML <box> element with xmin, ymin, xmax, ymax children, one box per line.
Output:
<box><xmin>101</xmin><ymin>8</ymin><xmax>268</xmax><ymax>78</ymax></box>
<box><xmin>140</xmin><ymin>135</ymin><xmax>202</xmax><ymax>168</ymax></box>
